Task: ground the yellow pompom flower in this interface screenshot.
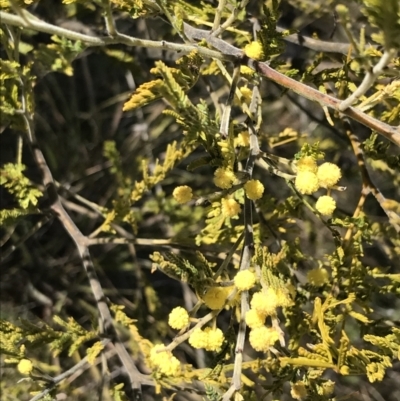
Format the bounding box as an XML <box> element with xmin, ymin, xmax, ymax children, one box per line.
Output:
<box><xmin>249</xmin><ymin>326</ymin><xmax>280</xmax><ymax>352</ymax></box>
<box><xmin>221</xmin><ymin>198</ymin><xmax>241</xmax><ymax>218</ymax></box>
<box><xmin>173</xmin><ymin>185</ymin><xmax>193</xmax><ymax>204</ymax></box>
<box><xmin>297</xmin><ymin>156</ymin><xmax>317</xmax><ymax>173</ymax></box>
<box><xmin>315</xmin><ymin>195</ymin><xmax>336</xmax><ymax>215</ymax></box>
<box><xmin>203</xmin><ymin>286</ymin><xmax>233</xmax><ymax>310</ymax></box>
<box><xmin>317</xmin><ymin>162</ymin><xmax>342</xmax><ymax>188</ymax></box>
<box><xmin>295</xmin><ymin>171</ymin><xmax>319</xmax><ymax>194</ymax></box>
<box><xmin>17</xmin><ymin>359</ymin><xmax>33</xmax><ymax>375</ymax></box>
<box><xmin>204</xmin><ymin>327</ymin><xmax>225</xmax><ymax>351</ymax></box>
<box><xmin>234</xmin><ymin>270</ymin><xmax>256</xmax><ymax>291</ymax></box>
<box><xmin>244</xmin><ymin>41</ymin><xmax>265</xmax><ymax>60</ymax></box>
<box><xmin>250</xmin><ymin>289</ymin><xmax>278</xmax><ymax>316</ymax></box>
<box><xmin>307</xmin><ymin>268</ymin><xmax>329</xmax><ymax>286</ymax></box>
<box><xmin>290</xmin><ymin>381</ymin><xmax>308</xmax><ymax>400</ymax></box>
<box><xmin>235</xmin><ymin>131</ymin><xmax>250</xmax><ymax>147</ymax></box>
<box><xmin>149</xmin><ymin>345</ymin><xmax>181</xmax><ymax>376</ymax></box>
<box><xmin>244</xmin><ymin>179</ymin><xmax>264</xmax><ymax>200</ymax></box>
<box><xmin>188</xmin><ymin>328</ymin><xmax>209</xmax><ymax>349</ymax></box>
<box><xmin>245</xmin><ymin>309</ymin><xmax>266</xmax><ymax>329</ymax></box>
<box><xmin>214</xmin><ymin>168</ymin><xmax>236</xmax><ymax>189</ymax></box>
<box><xmin>168</xmin><ymin>307</ymin><xmax>190</xmax><ymax>330</ymax></box>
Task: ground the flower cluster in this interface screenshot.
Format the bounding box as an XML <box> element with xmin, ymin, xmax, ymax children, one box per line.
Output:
<box><xmin>294</xmin><ymin>157</ymin><xmax>342</xmax><ymax>215</ymax></box>
<box><xmin>214</xmin><ymin>168</ymin><xmax>236</xmax><ymax>189</ymax></box>
<box><xmin>168</xmin><ymin>307</ymin><xmax>190</xmax><ymax>330</ymax></box>
<box><xmin>295</xmin><ymin>159</ymin><xmax>342</xmax><ymax>195</ymax></box>
<box><xmin>234</xmin><ymin>270</ymin><xmax>256</xmax><ymax>291</ymax></box>
<box><xmin>172</xmin><ymin>185</ymin><xmax>193</xmax><ymax>204</ymax></box>
<box><xmin>149</xmin><ymin>344</ymin><xmax>181</xmax><ymax>376</ymax></box>
<box><xmin>244</xmin><ymin>179</ymin><xmax>264</xmax><ymax>200</ymax></box>
<box><xmin>188</xmin><ymin>327</ymin><xmax>224</xmax><ymax>351</ymax></box>
<box><xmin>221</xmin><ymin>198</ymin><xmax>241</xmax><ymax>218</ymax></box>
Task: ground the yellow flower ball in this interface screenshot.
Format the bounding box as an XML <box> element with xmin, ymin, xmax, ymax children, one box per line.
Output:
<box><xmin>315</xmin><ymin>195</ymin><xmax>336</xmax><ymax>215</ymax></box>
<box><xmin>295</xmin><ymin>171</ymin><xmax>319</xmax><ymax>194</ymax></box>
<box><xmin>244</xmin><ymin>179</ymin><xmax>264</xmax><ymax>200</ymax></box>
<box><xmin>221</xmin><ymin>198</ymin><xmax>241</xmax><ymax>218</ymax></box>
<box><xmin>149</xmin><ymin>345</ymin><xmax>181</xmax><ymax>376</ymax></box>
<box><xmin>317</xmin><ymin>162</ymin><xmax>342</xmax><ymax>188</ymax></box>
<box><xmin>214</xmin><ymin>168</ymin><xmax>236</xmax><ymax>189</ymax></box>
<box><xmin>202</xmin><ymin>286</ymin><xmax>233</xmax><ymax>310</ymax></box>
<box><xmin>245</xmin><ymin>309</ymin><xmax>266</xmax><ymax>329</ymax></box>
<box><xmin>249</xmin><ymin>326</ymin><xmax>280</xmax><ymax>352</ymax></box>
<box><xmin>172</xmin><ymin>185</ymin><xmax>193</xmax><ymax>204</ymax></box>
<box><xmin>188</xmin><ymin>328</ymin><xmax>208</xmax><ymax>349</ymax></box>
<box><xmin>297</xmin><ymin>156</ymin><xmax>317</xmax><ymax>173</ymax></box>
<box><xmin>168</xmin><ymin>307</ymin><xmax>189</xmax><ymax>330</ymax></box>
<box><xmin>204</xmin><ymin>327</ymin><xmax>224</xmax><ymax>351</ymax></box>
<box><xmin>17</xmin><ymin>359</ymin><xmax>33</xmax><ymax>375</ymax></box>
<box><xmin>234</xmin><ymin>270</ymin><xmax>256</xmax><ymax>291</ymax></box>
<box><xmin>307</xmin><ymin>268</ymin><xmax>329</xmax><ymax>286</ymax></box>
<box><xmin>290</xmin><ymin>381</ymin><xmax>308</xmax><ymax>400</ymax></box>
<box><xmin>250</xmin><ymin>289</ymin><xmax>278</xmax><ymax>316</ymax></box>
<box><xmin>244</xmin><ymin>41</ymin><xmax>264</xmax><ymax>60</ymax></box>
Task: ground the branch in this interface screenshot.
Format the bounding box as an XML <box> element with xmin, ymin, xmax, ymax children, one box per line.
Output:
<box><xmin>253</xmin><ymin>61</ymin><xmax>400</xmax><ymax>147</ymax></box>
<box><xmin>1</xmin><ymin>9</ymin><xmax>398</xmax><ymax>146</ymax></box>
<box><xmin>29</xmin><ymin>340</ymin><xmax>111</xmax><ymax>401</ymax></box>
<box><xmin>0</xmin><ymin>10</ymin><xmax>232</xmax><ymax>61</ymax></box>
<box><xmin>339</xmin><ymin>49</ymin><xmax>398</xmax><ymax>111</ymax></box>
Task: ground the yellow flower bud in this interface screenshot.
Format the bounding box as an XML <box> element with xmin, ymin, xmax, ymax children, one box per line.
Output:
<box><xmin>317</xmin><ymin>162</ymin><xmax>342</xmax><ymax>188</ymax></box>
<box><xmin>234</xmin><ymin>270</ymin><xmax>256</xmax><ymax>291</ymax></box>
<box><xmin>173</xmin><ymin>185</ymin><xmax>193</xmax><ymax>204</ymax></box>
<box><xmin>17</xmin><ymin>359</ymin><xmax>33</xmax><ymax>375</ymax></box>
<box><xmin>168</xmin><ymin>307</ymin><xmax>190</xmax><ymax>330</ymax></box>
<box><xmin>188</xmin><ymin>328</ymin><xmax>209</xmax><ymax>349</ymax></box>
<box><xmin>214</xmin><ymin>168</ymin><xmax>236</xmax><ymax>189</ymax></box>
<box><xmin>245</xmin><ymin>309</ymin><xmax>266</xmax><ymax>329</ymax></box>
<box><xmin>244</xmin><ymin>41</ymin><xmax>265</xmax><ymax>60</ymax></box>
<box><xmin>295</xmin><ymin>171</ymin><xmax>319</xmax><ymax>194</ymax></box>
<box><xmin>202</xmin><ymin>286</ymin><xmax>233</xmax><ymax>310</ymax></box>
<box><xmin>244</xmin><ymin>179</ymin><xmax>264</xmax><ymax>200</ymax></box>
<box><xmin>249</xmin><ymin>326</ymin><xmax>280</xmax><ymax>352</ymax></box>
<box><xmin>297</xmin><ymin>156</ymin><xmax>317</xmax><ymax>173</ymax></box>
<box><xmin>204</xmin><ymin>327</ymin><xmax>224</xmax><ymax>351</ymax></box>
<box><xmin>149</xmin><ymin>344</ymin><xmax>181</xmax><ymax>376</ymax></box>
<box><xmin>315</xmin><ymin>195</ymin><xmax>336</xmax><ymax>215</ymax></box>
<box><xmin>221</xmin><ymin>198</ymin><xmax>241</xmax><ymax>218</ymax></box>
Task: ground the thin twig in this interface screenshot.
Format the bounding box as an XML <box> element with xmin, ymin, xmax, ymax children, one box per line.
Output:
<box><xmin>29</xmin><ymin>339</ymin><xmax>111</xmax><ymax>401</ymax></box>
<box><xmin>339</xmin><ymin>49</ymin><xmax>398</xmax><ymax>111</ymax></box>
<box><xmin>0</xmin><ymin>10</ymin><xmax>233</xmax><ymax>61</ymax></box>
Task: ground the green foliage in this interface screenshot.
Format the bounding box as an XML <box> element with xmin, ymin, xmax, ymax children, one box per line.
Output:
<box><xmin>1</xmin><ymin>1</ymin><xmax>400</xmax><ymax>400</ymax></box>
